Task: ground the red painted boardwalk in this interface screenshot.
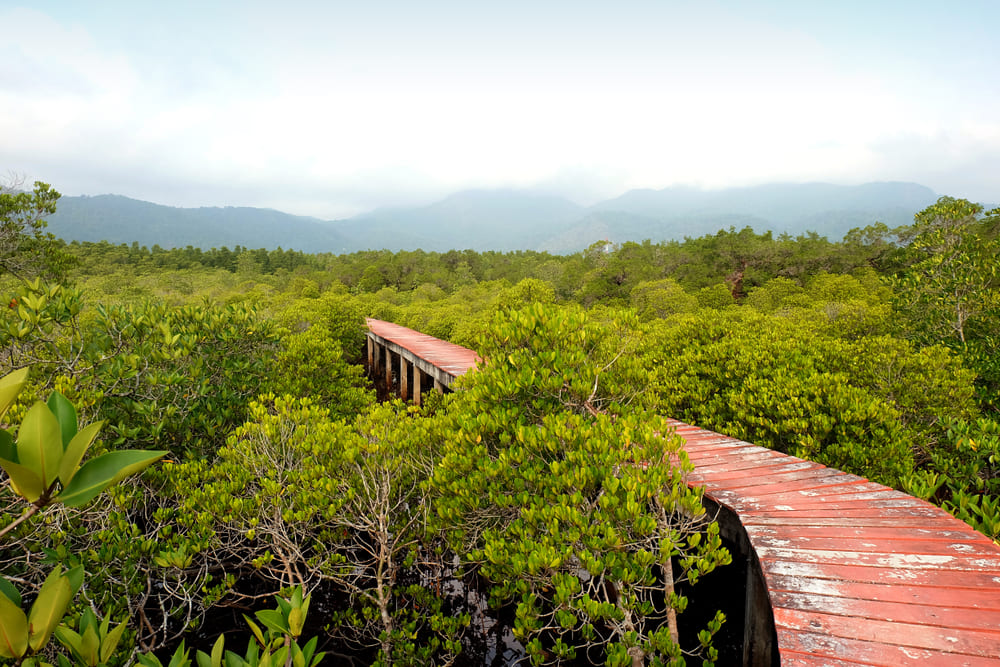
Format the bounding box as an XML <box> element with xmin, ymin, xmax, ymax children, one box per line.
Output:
<box><xmin>366</xmin><ymin>318</ymin><xmax>480</xmax><ymax>379</ymax></box>
<box><xmin>672</xmin><ymin>419</ymin><xmax>1000</xmax><ymax>666</ymax></box>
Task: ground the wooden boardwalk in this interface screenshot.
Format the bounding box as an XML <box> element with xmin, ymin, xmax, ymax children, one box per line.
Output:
<box><xmin>365</xmin><ymin>320</ymin><xmax>1000</xmax><ymax>665</ymax></box>
<box><xmin>673</xmin><ymin>419</ymin><xmax>1000</xmax><ymax>666</ymax></box>
<box><xmin>366</xmin><ymin>318</ymin><xmax>480</xmax><ymax>380</ymax></box>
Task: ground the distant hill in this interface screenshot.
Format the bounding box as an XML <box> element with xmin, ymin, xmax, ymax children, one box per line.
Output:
<box><xmin>340</xmin><ymin>190</ymin><xmax>585</xmax><ymax>252</ymax></box>
<box><xmin>585</xmin><ymin>182</ymin><xmax>938</xmax><ymax>246</ymax></box>
<box><xmin>47</xmin><ymin>195</ymin><xmax>352</xmax><ymax>253</ymax></box>
<box><xmin>45</xmin><ymin>182</ymin><xmax>941</xmax><ymax>254</ymax></box>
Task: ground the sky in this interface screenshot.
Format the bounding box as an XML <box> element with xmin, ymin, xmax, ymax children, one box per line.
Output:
<box><xmin>2</xmin><ymin>0</ymin><xmax>999</xmax><ymax>219</ymax></box>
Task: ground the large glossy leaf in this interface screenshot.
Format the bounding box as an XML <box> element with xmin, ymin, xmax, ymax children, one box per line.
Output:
<box><xmin>0</xmin><ymin>591</ymin><xmax>29</xmax><ymax>659</ymax></box>
<box><xmin>0</xmin><ymin>457</ymin><xmax>45</xmax><ymax>502</ymax></box>
<box><xmin>0</xmin><ymin>367</ymin><xmax>29</xmax><ymax>422</ymax></box>
<box><xmin>57</xmin><ymin>450</ymin><xmax>166</xmax><ymax>507</ymax></box>
<box><xmin>27</xmin><ymin>568</ymin><xmax>74</xmax><ymax>652</ymax></box>
<box><xmin>46</xmin><ymin>392</ymin><xmax>77</xmax><ymax>449</ymax></box>
<box><xmin>17</xmin><ymin>402</ymin><xmax>64</xmax><ymax>489</ymax></box>
<box><xmin>58</xmin><ymin>422</ymin><xmax>103</xmax><ymax>487</ymax></box>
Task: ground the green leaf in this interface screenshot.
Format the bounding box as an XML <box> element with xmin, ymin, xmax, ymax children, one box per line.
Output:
<box><xmin>254</xmin><ymin>609</ymin><xmax>289</xmax><ymax>635</ymax></box>
<box><xmin>58</xmin><ymin>450</ymin><xmax>166</xmax><ymax>507</ymax></box>
<box><xmin>27</xmin><ymin>568</ymin><xmax>74</xmax><ymax>652</ymax></box>
<box><xmin>243</xmin><ymin>617</ymin><xmax>266</xmax><ymax>647</ymax></box>
<box><xmin>64</xmin><ymin>566</ymin><xmax>84</xmax><ymax>595</ymax></box>
<box><xmin>0</xmin><ymin>456</ymin><xmax>45</xmax><ymax>502</ymax></box>
<box><xmin>287</xmin><ymin>607</ymin><xmax>304</xmax><ymax>638</ymax></box>
<box><xmin>53</xmin><ymin>627</ymin><xmax>82</xmax><ymax>659</ymax></box>
<box><xmin>0</xmin><ymin>591</ymin><xmax>29</xmax><ymax>659</ymax></box>
<box><xmin>0</xmin><ymin>368</ymin><xmax>29</xmax><ymax>421</ymax></box>
<box><xmin>0</xmin><ymin>430</ymin><xmax>15</xmax><ymax>463</ymax></box>
<box><xmin>46</xmin><ymin>392</ymin><xmax>77</xmax><ymax>449</ymax></box>
<box><xmin>17</xmin><ymin>401</ymin><xmax>64</xmax><ymax>489</ymax></box>
<box><xmin>99</xmin><ymin>621</ymin><xmax>127</xmax><ymax>663</ymax></box>
<box><xmin>210</xmin><ymin>633</ymin><xmax>225</xmax><ymax>667</ymax></box>
<box><xmin>58</xmin><ymin>422</ymin><xmax>103</xmax><ymax>487</ymax></box>
<box><xmin>0</xmin><ymin>577</ymin><xmax>21</xmax><ymax>607</ymax></box>
<box><xmin>79</xmin><ymin>625</ymin><xmax>100</xmax><ymax>666</ymax></box>
<box><xmin>195</xmin><ymin>650</ymin><xmax>212</xmax><ymax>667</ymax></box>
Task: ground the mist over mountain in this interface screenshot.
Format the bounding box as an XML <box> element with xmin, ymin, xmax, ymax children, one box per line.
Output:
<box><xmin>46</xmin><ymin>182</ymin><xmax>941</xmax><ymax>254</ymax></box>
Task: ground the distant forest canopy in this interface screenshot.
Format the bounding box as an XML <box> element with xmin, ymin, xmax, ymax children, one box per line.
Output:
<box><xmin>62</xmin><ymin>224</ymin><xmax>905</xmax><ymax>301</ymax></box>
<box><xmin>46</xmin><ymin>181</ymin><xmax>942</xmax><ymax>254</ymax></box>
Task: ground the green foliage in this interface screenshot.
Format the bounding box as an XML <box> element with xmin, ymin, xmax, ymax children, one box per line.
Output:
<box><xmin>0</xmin><ymin>180</ymin><xmax>73</xmax><ymax>282</ymax></box>
<box><xmin>630</xmin><ymin>278</ymin><xmax>697</xmax><ymax>321</ymax></box>
<box><xmin>0</xmin><ymin>566</ymin><xmax>84</xmax><ymax>663</ymax></box>
<box><xmin>0</xmin><ymin>283</ymin><xmax>279</xmax><ymax>454</ymax></box>
<box><xmin>693</xmin><ymin>283</ymin><xmax>735</xmax><ymax>310</ymax></box>
<box><xmin>435</xmin><ymin>304</ymin><xmax>729</xmax><ymax>664</ymax></box>
<box><xmin>54</xmin><ymin>608</ymin><xmax>127</xmax><ymax>667</ymax></box>
<box><xmin>890</xmin><ymin>197</ymin><xmax>1000</xmax><ymax>412</ymax></box>
<box><xmin>270</xmin><ymin>325</ymin><xmax>373</xmax><ymax>419</ymax></box>
<box><xmin>903</xmin><ymin>417</ymin><xmax>1000</xmax><ymax>541</ymax></box>
<box><xmin>0</xmin><ymin>368</ymin><xmax>164</xmax><ymax>519</ymax></box>
<box><xmin>643</xmin><ymin>309</ymin><xmax>977</xmax><ymax>487</ymax></box>
<box><xmin>157</xmin><ymin>397</ymin><xmax>464</xmax><ymax>664</ymax></box>
<box><xmin>8</xmin><ymin>183</ymin><xmax>1000</xmax><ymax>662</ymax></box>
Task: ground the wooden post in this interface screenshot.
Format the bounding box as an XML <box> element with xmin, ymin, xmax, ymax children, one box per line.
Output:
<box><xmin>434</xmin><ymin>378</ymin><xmax>444</xmax><ymax>394</ymax></box>
<box><xmin>414</xmin><ymin>366</ymin><xmax>424</xmax><ymax>406</ymax></box>
<box><xmin>366</xmin><ymin>336</ymin><xmax>374</xmax><ymax>371</ymax></box>
<box><xmin>401</xmin><ymin>357</ymin><xmax>410</xmax><ymax>401</ymax></box>
<box><xmin>385</xmin><ymin>348</ymin><xmax>393</xmax><ymax>392</ymax></box>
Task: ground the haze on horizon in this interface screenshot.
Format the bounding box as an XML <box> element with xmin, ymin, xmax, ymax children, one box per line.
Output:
<box><xmin>2</xmin><ymin>0</ymin><xmax>998</xmax><ymax>220</ymax></box>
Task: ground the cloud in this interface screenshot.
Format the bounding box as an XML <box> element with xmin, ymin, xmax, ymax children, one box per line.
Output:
<box><xmin>2</xmin><ymin>2</ymin><xmax>999</xmax><ymax>216</ymax></box>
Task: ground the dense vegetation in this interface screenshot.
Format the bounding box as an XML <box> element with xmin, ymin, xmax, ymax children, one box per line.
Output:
<box><xmin>1</xmin><ymin>181</ymin><xmax>998</xmax><ymax>666</ymax></box>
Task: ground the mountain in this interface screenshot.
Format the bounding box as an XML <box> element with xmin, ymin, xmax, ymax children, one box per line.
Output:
<box><xmin>44</xmin><ymin>182</ymin><xmax>941</xmax><ymax>254</ymax></box>
<box><xmin>47</xmin><ymin>195</ymin><xmax>352</xmax><ymax>253</ymax></box>
<box><xmin>586</xmin><ymin>182</ymin><xmax>938</xmax><ymax>245</ymax></box>
<box><xmin>338</xmin><ymin>190</ymin><xmax>585</xmax><ymax>252</ymax></box>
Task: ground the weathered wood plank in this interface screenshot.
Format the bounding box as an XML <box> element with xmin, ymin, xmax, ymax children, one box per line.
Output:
<box><xmin>770</xmin><ymin>590</ymin><xmax>1000</xmax><ymax>632</ymax></box>
<box><xmin>773</xmin><ymin>608</ymin><xmax>1000</xmax><ymax>658</ymax></box>
<box><xmin>673</xmin><ymin>418</ymin><xmax>1000</xmax><ymax>665</ymax></box>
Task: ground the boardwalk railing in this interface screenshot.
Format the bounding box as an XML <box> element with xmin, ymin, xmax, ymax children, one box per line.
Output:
<box><xmin>364</xmin><ymin>319</ymin><xmax>1000</xmax><ymax>666</ymax></box>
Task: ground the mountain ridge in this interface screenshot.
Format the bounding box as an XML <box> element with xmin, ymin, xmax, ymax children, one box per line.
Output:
<box><xmin>46</xmin><ymin>182</ymin><xmax>941</xmax><ymax>254</ymax></box>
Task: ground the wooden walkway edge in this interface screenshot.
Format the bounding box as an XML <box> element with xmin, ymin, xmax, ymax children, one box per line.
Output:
<box><xmin>673</xmin><ymin>419</ymin><xmax>1000</xmax><ymax>666</ymax></box>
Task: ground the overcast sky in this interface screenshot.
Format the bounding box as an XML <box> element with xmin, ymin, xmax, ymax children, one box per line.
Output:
<box><xmin>2</xmin><ymin>0</ymin><xmax>998</xmax><ymax>219</ymax></box>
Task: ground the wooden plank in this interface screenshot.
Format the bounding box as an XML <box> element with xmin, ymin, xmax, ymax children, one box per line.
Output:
<box><xmin>669</xmin><ymin>418</ymin><xmax>1000</xmax><ymax>664</ymax></box>
<box><xmin>779</xmin><ymin>651</ymin><xmax>883</xmax><ymax>667</ymax></box>
<box><xmin>773</xmin><ymin>608</ymin><xmax>1000</xmax><ymax>658</ymax></box>
<box><xmin>746</xmin><ymin>523</ymin><xmax>992</xmax><ymax>545</ymax></box>
<box><xmin>762</xmin><ymin>558</ymin><xmax>1000</xmax><ymax>589</ymax></box>
<box><xmin>696</xmin><ymin>470</ymin><xmax>870</xmax><ymax>495</ymax></box>
<box><xmin>691</xmin><ymin>459</ymin><xmax>825</xmax><ymax>481</ymax></box>
<box><xmin>767</xmin><ymin>573</ymin><xmax>1000</xmax><ymax>610</ymax></box>
<box><xmin>741</xmin><ymin>514</ymin><xmax>972</xmax><ymax>529</ymax></box>
<box><xmin>776</xmin><ymin>629</ymin><xmax>1000</xmax><ymax>666</ymax></box>
<box><xmin>755</xmin><ymin>546</ymin><xmax>1000</xmax><ymax>572</ymax></box>
<box><xmin>770</xmin><ymin>590</ymin><xmax>1000</xmax><ymax>633</ymax></box>
<box><xmin>753</xmin><ymin>536</ymin><xmax>1000</xmax><ymax>559</ymax></box>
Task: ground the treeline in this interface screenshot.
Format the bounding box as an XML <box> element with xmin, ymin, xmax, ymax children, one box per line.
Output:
<box><xmin>1</xmin><ymin>184</ymin><xmax>999</xmax><ymax>666</ymax></box>
<box><xmin>66</xmin><ymin>224</ymin><xmax>894</xmax><ymax>300</ymax></box>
